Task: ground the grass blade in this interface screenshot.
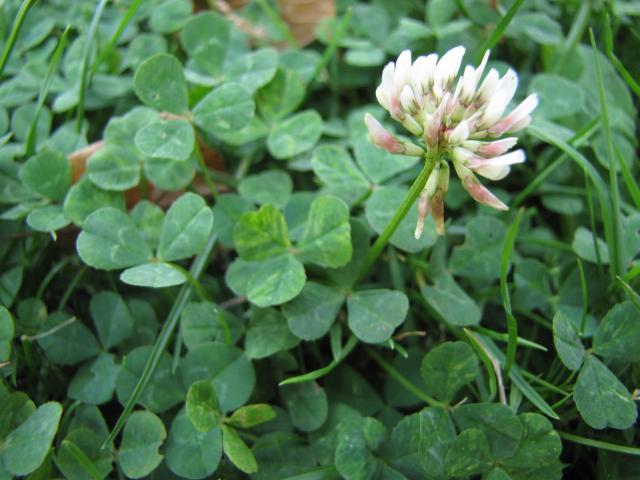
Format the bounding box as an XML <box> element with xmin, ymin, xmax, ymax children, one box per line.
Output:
<box><xmin>255</xmin><ymin>0</ymin><xmax>298</xmax><ymax>48</ymax></box>
<box><xmin>501</xmin><ymin>208</ymin><xmax>524</xmax><ymax>376</ymax></box>
<box><xmin>102</xmin><ymin>234</ymin><xmax>217</xmax><ymax>448</ymax></box>
<box><xmin>308</xmin><ymin>7</ymin><xmax>352</xmax><ymax>88</ymax></box>
<box><xmin>616</xmin><ymin>143</ymin><xmax>640</xmax><ymax>210</ymax></box>
<box><xmin>279</xmin><ymin>334</ymin><xmax>357</xmax><ymax>386</ymax></box>
<box><xmin>590</xmin><ymin>28</ymin><xmax>623</xmax><ymax>279</ymax></box>
<box><xmin>91</xmin><ymin>0</ymin><xmax>144</xmax><ymax>75</ymax></box>
<box><xmin>0</xmin><ymin>0</ymin><xmax>37</xmax><ymax>77</ymax></box>
<box><xmin>558</xmin><ymin>431</ymin><xmax>640</xmax><ymax>456</ymax></box>
<box><xmin>25</xmin><ymin>25</ymin><xmax>71</xmax><ymax>156</ymax></box>
<box><xmin>603</xmin><ymin>12</ymin><xmax>640</xmax><ymax>98</ymax></box>
<box><xmin>474</xmin><ymin>0</ymin><xmax>525</xmax><ymax>63</ymax></box>
<box><xmin>58</xmin><ymin>441</ymin><xmax>103</xmax><ymax>480</ymax></box>
<box><xmin>617</xmin><ymin>276</ymin><xmax>640</xmax><ymax>311</ymax></box>
<box><xmin>76</xmin><ymin>0</ymin><xmax>109</xmax><ymax>133</ymax></box>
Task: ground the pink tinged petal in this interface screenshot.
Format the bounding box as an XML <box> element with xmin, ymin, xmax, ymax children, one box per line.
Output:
<box><xmin>489</xmin><ymin>94</ymin><xmax>538</xmax><ymax>136</ymax></box>
<box><xmin>414</xmin><ymin>190</ymin><xmax>431</xmax><ymax>239</ymax></box>
<box><xmin>462</xmin><ymin>175</ymin><xmax>509</xmax><ymax>210</ymax></box>
<box><xmin>448</xmin><ymin>120</ymin><xmax>470</xmax><ymax>145</ymax></box>
<box><xmin>506</xmin><ymin>115</ymin><xmax>532</xmax><ymax>133</ymax></box>
<box><xmin>364</xmin><ymin>113</ymin><xmax>404</xmax><ymax>154</ymax></box>
<box><xmin>431</xmin><ymin>191</ymin><xmax>445</xmax><ymax>235</ymax></box>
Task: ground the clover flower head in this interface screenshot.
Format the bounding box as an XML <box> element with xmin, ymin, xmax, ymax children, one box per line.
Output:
<box><xmin>365</xmin><ymin>47</ymin><xmax>538</xmax><ymax>238</ymax></box>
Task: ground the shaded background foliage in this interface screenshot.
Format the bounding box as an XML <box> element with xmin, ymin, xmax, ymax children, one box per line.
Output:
<box><xmin>0</xmin><ymin>0</ymin><xmax>639</xmax><ymax>479</ymax></box>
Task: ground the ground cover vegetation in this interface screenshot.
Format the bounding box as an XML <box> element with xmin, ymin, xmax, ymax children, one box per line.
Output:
<box><xmin>0</xmin><ymin>0</ymin><xmax>639</xmax><ymax>478</ymax></box>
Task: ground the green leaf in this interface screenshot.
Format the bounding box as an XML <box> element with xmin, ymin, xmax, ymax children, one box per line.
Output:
<box><xmin>77</xmin><ymin>207</ymin><xmax>152</xmax><ymax>270</ymax></box>
<box><xmin>180</xmin><ymin>12</ymin><xmax>229</xmax><ymax>76</ymax></box>
<box><xmin>593</xmin><ymin>302</ymin><xmax>640</xmax><ymax>363</ymax></box>
<box><xmin>26</xmin><ymin>205</ymin><xmax>70</xmax><ymax>234</ymax></box>
<box><xmin>256</xmin><ymin>68</ymin><xmax>305</xmax><ymax>122</ymax></box>
<box><xmin>501</xmin><ymin>413</ymin><xmax>564</xmax><ymax>480</ymax></box>
<box><xmin>420</xmin><ymin>272</ymin><xmax>482</xmax><ymax>327</ymax></box>
<box><xmin>87</xmin><ymin>143</ymin><xmax>141</xmax><ymax>191</ymax></box>
<box><xmin>297</xmin><ymin>195</ymin><xmax>352</xmax><ymax>268</ymax></box>
<box><xmin>420</xmin><ymin>341</ymin><xmax>479</xmax><ymax>402</ymax></box>
<box><xmin>444</xmin><ymin>428</ymin><xmax>493</xmax><ymax>478</ymax></box>
<box><xmin>90</xmin><ymin>290</ymin><xmax>134</xmax><ymax>350</ymax></box>
<box><xmin>181</xmin><ymin>301</ymin><xmax>244</xmax><ymax>349</ymax></box>
<box><xmin>118</xmin><ymin>411</ymin><xmax>166</xmax><ymax>479</ymax></box>
<box><xmin>311</xmin><ymin>145</ymin><xmax>370</xmax><ymax>206</ymax></box>
<box><xmin>135</xmin><ymin>118</ymin><xmax>195</xmax><ymax>161</ymax></box>
<box><xmin>281</xmin><ymin>381</ymin><xmax>328</xmax><ymax>432</ymax></box>
<box><xmin>144</xmin><ymin>155</ymin><xmax>196</xmax><ymax>190</ymax></box>
<box><xmin>212</xmin><ymin>194</ymin><xmax>252</xmax><ymax>247</ymax></box>
<box><xmin>528</xmin><ymin>73</ymin><xmax>584</xmax><ymax>119</ymax></box>
<box><xmin>353</xmin><ymin>134</ymin><xmax>419</xmax><ymax>184</ymax></box>
<box><xmin>246</xmin><ymin>255</ymin><xmax>306</xmax><ymax>307</ymax></box>
<box><xmin>37</xmin><ymin>312</ymin><xmax>100</xmax><ymax>366</ymax></box>
<box><xmin>574</xmin><ymin>355</ymin><xmax>637</xmax><ymax>430</ymax></box>
<box><xmin>234</xmin><ymin>205</ymin><xmax>290</xmax><ymax>261</ymax></box>
<box><xmin>238</xmin><ymin>170</ymin><xmax>292</xmax><ymax>209</ymax></box>
<box><xmin>20</xmin><ymin>150</ymin><xmax>70</xmax><ymax>201</ymax></box>
<box><xmin>68</xmin><ymin>353</ymin><xmax>120</xmax><ymax>405</ymax></box>
<box><xmin>133</xmin><ymin>53</ymin><xmax>188</xmax><ymax>114</ymax></box>
<box><xmin>63</xmin><ymin>177</ymin><xmax>125</xmax><ymax>226</ymax></box>
<box><xmin>572</xmin><ymin>226</ymin><xmax>610</xmax><ymax>264</ymax></box>
<box><xmin>389</xmin><ymin>407</ymin><xmax>456</xmax><ymax>480</ymax></box>
<box><xmin>283</xmin><ymin>282</ymin><xmax>344</xmax><ymax>340</ymax></box>
<box><xmin>150</xmin><ymin>0</ymin><xmax>192</xmax><ymax>33</ymax></box>
<box><xmin>245</xmin><ymin>308</ymin><xmax>299</xmax><ymax>359</ymax></box>
<box><xmin>452</xmin><ymin>403</ymin><xmax>523</xmax><ymax>460</ymax></box>
<box><xmin>0</xmin><ymin>402</ymin><xmax>62</xmax><ymax>476</ymax></box>
<box><xmin>0</xmin><ymin>306</ymin><xmax>14</xmax><ymax>362</ymax></box>
<box><xmin>165</xmin><ymin>410</ymin><xmax>222</xmax><ymax>479</ymax></box>
<box><xmin>225</xmin><ymin>48</ymin><xmax>278</xmax><ymax>92</ymax></box>
<box><xmin>222</xmin><ymin>424</ymin><xmax>258</xmax><ymax>473</ymax></box>
<box><xmin>347</xmin><ymin>289</ymin><xmax>409</xmax><ymax>343</ymax></box>
<box><xmin>157</xmin><ymin>192</ymin><xmax>214</xmax><ymax>262</ymax></box>
<box><xmin>252</xmin><ymin>432</ymin><xmax>317</xmax><ymax>479</ymax></box>
<box><xmin>56</xmin><ymin>428</ymin><xmax>113</xmax><ymax>480</ymax></box>
<box><xmin>116</xmin><ymin>346</ymin><xmax>184</xmax><ymax>413</ymax></box>
<box><xmin>121</xmin><ymin>262</ymin><xmax>186</xmax><ymax>288</ymax></box>
<box><xmin>104</xmin><ymin>107</ymin><xmax>159</xmax><ymax>144</ymax></box>
<box><xmin>325</xmin><ymin>365</ymin><xmax>384</xmax><ymax>417</ymax></box>
<box><xmin>365</xmin><ymin>185</ymin><xmax>437</xmax><ymax>252</ymax></box>
<box><xmin>335</xmin><ymin>417</ymin><xmax>388</xmax><ymax>480</ymax></box>
<box><xmin>186</xmin><ymin>379</ymin><xmax>223</xmax><ymax>432</ymax></box>
<box><xmin>267</xmin><ymin>110</ymin><xmax>323</xmax><ymax>160</ymax></box>
<box><xmin>193</xmin><ymin>82</ymin><xmax>255</xmax><ymax>135</ymax></box>
<box><xmin>450</xmin><ymin>215</ymin><xmax>507</xmax><ymax>282</ymax></box>
<box><xmin>226</xmin><ymin>404</ymin><xmax>277</xmax><ymax>429</ymax></box>
<box><xmin>180</xmin><ymin>342</ymin><xmax>255</xmax><ymax>412</ymax></box>
<box><xmin>552</xmin><ymin>310</ymin><xmax>585</xmax><ymax>371</ymax></box>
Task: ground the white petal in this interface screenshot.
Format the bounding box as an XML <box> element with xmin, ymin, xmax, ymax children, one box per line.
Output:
<box><xmin>495</xmin><ymin>69</ymin><xmax>518</xmax><ymax>107</ymax></box>
<box><xmin>375</xmin><ymin>85</ymin><xmax>389</xmax><ymax>109</ymax></box>
<box><xmin>394</xmin><ymin>50</ymin><xmax>412</xmax><ymax>92</ymax></box>
<box><xmin>475</xmin><ymin>164</ymin><xmax>511</xmax><ymax>180</ymax></box>
<box><xmin>476</xmin><ymin>68</ymin><xmax>500</xmax><ymax>103</ymax></box>
<box><xmin>448</xmin><ymin>120</ymin><xmax>470</xmax><ymax>145</ymax></box>
<box><xmin>400</xmin><ymin>85</ymin><xmax>417</xmax><ymax>112</ymax></box>
<box><xmin>434</xmin><ymin>46</ymin><xmax>465</xmax><ymax>87</ymax></box>
<box><xmin>381</xmin><ymin>62</ymin><xmax>395</xmax><ymax>92</ymax></box>
<box><xmin>469</xmin><ymin>149</ymin><xmax>525</xmax><ymax>168</ymax></box>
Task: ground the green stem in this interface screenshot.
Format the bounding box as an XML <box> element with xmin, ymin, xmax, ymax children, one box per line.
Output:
<box><xmin>255</xmin><ymin>0</ymin><xmax>298</xmax><ymax>48</ymax></box>
<box><xmin>193</xmin><ymin>141</ymin><xmax>219</xmax><ymax>199</ymax></box>
<box><xmin>359</xmin><ymin>159</ymin><xmax>434</xmax><ymax>280</ymax></box>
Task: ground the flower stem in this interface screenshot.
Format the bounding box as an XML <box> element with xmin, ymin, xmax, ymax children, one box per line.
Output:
<box><xmin>358</xmin><ymin>159</ymin><xmax>434</xmax><ymax>281</ymax></box>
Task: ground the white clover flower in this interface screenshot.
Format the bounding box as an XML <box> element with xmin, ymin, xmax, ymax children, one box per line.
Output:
<box><xmin>365</xmin><ymin>47</ymin><xmax>537</xmax><ymax>238</ymax></box>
